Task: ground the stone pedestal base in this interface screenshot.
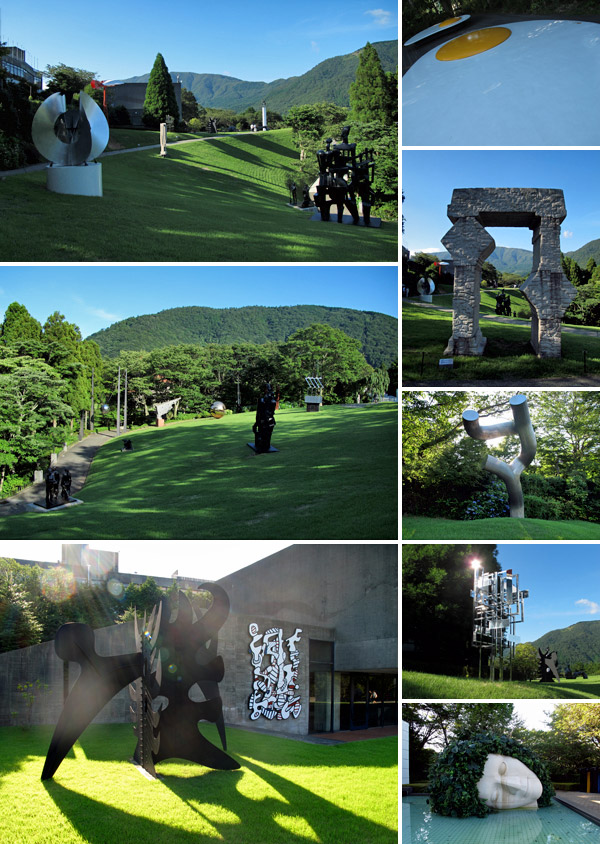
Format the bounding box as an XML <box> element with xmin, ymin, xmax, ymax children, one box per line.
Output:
<box><xmin>419</xmin><ymin>294</ymin><xmax>432</xmax><ymax>303</ymax></box>
<box><xmin>444</xmin><ymin>331</ymin><xmax>487</xmax><ymax>356</ymax></box>
<box><xmin>246</xmin><ymin>443</ymin><xmax>279</xmax><ymax>453</ymax></box>
<box><xmin>46</xmin><ymin>163</ymin><xmax>103</xmax><ymax>197</ymax></box>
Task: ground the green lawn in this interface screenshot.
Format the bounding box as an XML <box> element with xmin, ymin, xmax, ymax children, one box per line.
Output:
<box><xmin>1</xmin><ymin>129</ymin><xmax>397</xmax><ymax>261</ymax></box>
<box><xmin>424</xmin><ymin>287</ymin><xmax>530</xmax><ymax>316</ymax></box>
<box><xmin>0</xmin><ymin>724</ymin><xmax>397</xmax><ymax>844</ymax></box>
<box><xmin>108</xmin><ymin>128</ymin><xmax>211</xmax><ymax>149</ymax></box>
<box><xmin>0</xmin><ymin>405</ymin><xmax>397</xmax><ymax>539</ymax></box>
<box><xmin>403</xmin><ymin>670</ymin><xmax>600</xmax><ymax>700</ymax></box>
<box><xmin>402</xmin><ymin>515</ymin><xmax>600</xmax><ymax>539</ymax></box>
<box><xmin>402</xmin><ymin>303</ymin><xmax>600</xmax><ymax>382</ymax></box>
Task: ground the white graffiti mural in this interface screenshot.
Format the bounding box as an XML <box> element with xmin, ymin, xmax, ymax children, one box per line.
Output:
<box><xmin>248</xmin><ymin>623</ymin><xmax>302</xmax><ymax>721</ymax></box>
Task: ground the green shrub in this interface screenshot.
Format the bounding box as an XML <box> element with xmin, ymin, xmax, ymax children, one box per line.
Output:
<box><xmin>551</xmin><ymin>782</ymin><xmax>581</xmax><ymax>792</ymax></box>
<box><xmin>0</xmin><ymin>130</ymin><xmax>26</xmax><ymax>170</ymax></box>
<box><xmin>429</xmin><ymin>733</ymin><xmax>554</xmax><ymax>818</ymax></box>
<box><xmin>523</xmin><ymin>494</ymin><xmax>563</xmax><ymax>520</ymax></box>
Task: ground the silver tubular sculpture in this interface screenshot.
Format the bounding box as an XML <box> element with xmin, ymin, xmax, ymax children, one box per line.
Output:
<box><xmin>32</xmin><ymin>91</ymin><xmax>109</xmax><ymax>196</ymax></box>
<box><xmin>463</xmin><ymin>394</ymin><xmax>536</xmax><ymax>518</ymax></box>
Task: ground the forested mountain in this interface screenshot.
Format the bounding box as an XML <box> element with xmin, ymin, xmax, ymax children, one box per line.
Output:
<box><xmin>119</xmin><ymin>41</ymin><xmax>398</xmax><ymax>112</ymax></box>
<box><xmin>420</xmin><ymin>246</ymin><xmax>533</xmax><ymax>275</ymax></box>
<box><xmin>87</xmin><ymin>305</ymin><xmax>398</xmax><ymax>367</ymax></box>
<box><xmin>567</xmin><ymin>239</ymin><xmax>600</xmax><ymax>268</ymax></box>
<box><xmin>531</xmin><ymin>620</ymin><xmax>600</xmax><ymax>666</ymax></box>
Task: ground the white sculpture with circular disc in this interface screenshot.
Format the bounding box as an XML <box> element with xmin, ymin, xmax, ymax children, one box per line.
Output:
<box><xmin>32</xmin><ymin>90</ymin><xmax>109</xmax><ymax>196</ymax></box>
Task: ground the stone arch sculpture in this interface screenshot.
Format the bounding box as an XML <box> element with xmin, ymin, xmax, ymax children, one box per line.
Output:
<box><xmin>442</xmin><ymin>188</ymin><xmax>576</xmax><ymax>358</ymax></box>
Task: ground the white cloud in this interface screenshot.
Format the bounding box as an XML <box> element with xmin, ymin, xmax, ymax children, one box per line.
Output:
<box><xmin>311</xmin><ymin>40</ymin><xmax>319</xmax><ymax>53</ymax></box>
<box><xmin>365</xmin><ymin>8</ymin><xmax>391</xmax><ymax>26</ymax></box>
<box><xmin>562</xmin><ymin>230</ymin><xmax>574</xmax><ymax>238</ymax></box>
<box><xmin>576</xmin><ymin>598</ymin><xmax>600</xmax><ymax>614</ymax></box>
<box><xmin>416</xmin><ymin>247</ymin><xmax>443</xmax><ymax>254</ymax></box>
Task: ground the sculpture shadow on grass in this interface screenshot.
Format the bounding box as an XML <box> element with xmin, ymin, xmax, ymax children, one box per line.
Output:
<box><xmin>42</xmin><ymin>755</ymin><xmax>394</xmax><ymax>844</ymax></box>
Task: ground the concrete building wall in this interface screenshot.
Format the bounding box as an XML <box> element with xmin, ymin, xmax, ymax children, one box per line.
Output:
<box><xmin>107</xmin><ymin>82</ymin><xmax>182</xmax><ymax>126</ymax></box>
<box><xmin>218</xmin><ymin>544</ymin><xmax>398</xmax><ymax>673</ymax></box>
<box><xmin>402</xmin><ymin>720</ymin><xmax>410</xmax><ymax>784</ymax></box>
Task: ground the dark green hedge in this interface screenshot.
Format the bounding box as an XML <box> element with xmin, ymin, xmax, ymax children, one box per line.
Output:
<box><xmin>429</xmin><ymin>733</ymin><xmax>555</xmax><ymax>818</ymax></box>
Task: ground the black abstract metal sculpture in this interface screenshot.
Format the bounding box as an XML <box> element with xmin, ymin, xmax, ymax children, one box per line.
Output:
<box><xmin>539</xmin><ymin>647</ymin><xmax>560</xmax><ymax>683</ymax></box>
<box><xmin>248</xmin><ymin>383</ymin><xmax>277</xmax><ymax>454</ymax></box>
<box><xmin>41</xmin><ymin>586</ymin><xmax>239</xmax><ymax>780</ymax></box>
<box><xmin>45</xmin><ymin>468</ymin><xmax>60</xmax><ymax>508</ymax></box>
<box><xmin>60</xmin><ymin>470</ymin><xmax>72</xmax><ymax>501</ymax></box>
<box><xmin>313</xmin><ymin>126</ymin><xmax>375</xmax><ymax>226</ymax></box>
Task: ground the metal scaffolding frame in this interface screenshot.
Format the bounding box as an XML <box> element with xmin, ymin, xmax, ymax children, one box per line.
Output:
<box><xmin>471</xmin><ymin>565</ymin><xmax>529</xmax><ymax>681</ymax></box>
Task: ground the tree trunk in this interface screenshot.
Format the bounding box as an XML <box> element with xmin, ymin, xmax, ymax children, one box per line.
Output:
<box><xmin>0</xmin><ymin>465</ymin><xmax>5</xmax><ymax>494</ymax></box>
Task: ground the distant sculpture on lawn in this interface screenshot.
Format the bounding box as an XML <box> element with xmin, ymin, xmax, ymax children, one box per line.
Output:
<box><xmin>539</xmin><ymin>647</ymin><xmax>560</xmax><ymax>683</ymax></box>
<box><xmin>41</xmin><ymin>587</ymin><xmax>239</xmax><ymax>781</ymax></box>
<box><xmin>45</xmin><ymin>468</ymin><xmax>60</xmax><ymax>508</ymax></box>
<box><xmin>442</xmin><ymin>188</ymin><xmax>575</xmax><ymax>357</ymax></box>
<box><xmin>249</xmin><ymin>383</ymin><xmax>277</xmax><ymax>453</ymax></box>
<box><xmin>463</xmin><ymin>394</ymin><xmax>536</xmax><ymax>519</ymax></box>
<box><xmin>60</xmin><ymin>469</ymin><xmax>72</xmax><ymax>501</ymax></box>
<box><xmin>314</xmin><ymin>126</ymin><xmax>375</xmax><ymax>226</ymax></box>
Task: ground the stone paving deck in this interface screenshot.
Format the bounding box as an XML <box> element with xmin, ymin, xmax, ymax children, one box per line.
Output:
<box><xmin>555</xmin><ymin>791</ymin><xmax>600</xmax><ymax>825</ymax></box>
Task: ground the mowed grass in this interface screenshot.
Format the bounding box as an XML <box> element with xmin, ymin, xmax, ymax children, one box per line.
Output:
<box><xmin>0</xmin><ymin>405</ymin><xmax>397</xmax><ymax>539</ymax></box>
<box><xmin>1</xmin><ymin>129</ymin><xmax>397</xmax><ymax>261</ymax></box>
<box><xmin>403</xmin><ymin>671</ymin><xmax>600</xmax><ymax>700</ymax></box>
<box><xmin>402</xmin><ymin>515</ymin><xmax>600</xmax><ymax>540</ymax></box>
<box><xmin>424</xmin><ymin>287</ymin><xmax>530</xmax><ymax>315</ymax></box>
<box><xmin>402</xmin><ymin>304</ymin><xmax>600</xmax><ymax>383</ymax></box>
<box><xmin>0</xmin><ymin>724</ymin><xmax>398</xmax><ymax>844</ymax></box>
<box><xmin>107</xmin><ymin>128</ymin><xmax>211</xmax><ymax>149</ymax></box>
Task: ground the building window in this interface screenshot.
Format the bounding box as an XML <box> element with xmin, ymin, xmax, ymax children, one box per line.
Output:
<box><xmin>338</xmin><ymin>673</ymin><xmax>398</xmax><ymax>731</ymax></box>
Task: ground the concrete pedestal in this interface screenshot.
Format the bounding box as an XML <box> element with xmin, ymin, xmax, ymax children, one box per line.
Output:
<box><xmin>46</xmin><ymin>163</ymin><xmax>103</xmax><ymax>197</ymax></box>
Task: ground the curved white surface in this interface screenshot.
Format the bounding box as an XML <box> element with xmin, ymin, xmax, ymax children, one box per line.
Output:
<box><xmin>404</xmin><ymin>15</ymin><xmax>470</xmax><ymax>46</ymax></box>
<box><xmin>403</xmin><ymin>19</ymin><xmax>600</xmax><ymax>145</ymax></box>
<box><xmin>46</xmin><ymin>163</ymin><xmax>103</xmax><ymax>197</ymax></box>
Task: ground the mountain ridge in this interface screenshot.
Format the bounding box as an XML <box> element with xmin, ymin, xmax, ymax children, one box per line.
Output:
<box><xmin>116</xmin><ymin>40</ymin><xmax>398</xmax><ymax>112</ymax></box>
<box><xmin>531</xmin><ymin>619</ymin><xmax>600</xmax><ymax>666</ymax></box>
<box><xmin>86</xmin><ymin>304</ymin><xmax>398</xmax><ymax>367</ymax></box>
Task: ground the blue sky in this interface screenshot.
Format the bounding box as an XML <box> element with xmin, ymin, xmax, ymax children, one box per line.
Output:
<box><xmin>3</xmin><ymin>1</ymin><xmax>397</xmax><ymax>84</ymax></box>
<box><xmin>0</xmin><ymin>266</ymin><xmax>398</xmax><ymax>339</ymax></box>
<box><xmin>402</xmin><ymin>150</ymin><xmax>600</xmax><ymax>255</ymax></box>
<box><xmin>495</xmin><ymin>544</ymin><xmax>600</xmax><ymax>644</ymax></box>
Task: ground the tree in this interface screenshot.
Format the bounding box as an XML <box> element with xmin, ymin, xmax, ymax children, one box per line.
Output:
<box><xmin>512</xmin><ymin>642</ymin><xmax>539</xmax><ymax>680</ymax></box>
<box><xmin>142</xmin><ymin>53</ymin><xmax>180</xmax><ymax>128</ymax></box>
<box><xmin>180</xmin><ymin>87</ymin><xmax>199</xmax><ymax>123</ymax></box>
<box><xmin>403</xmin><ymin>544</ymin><xmax>500</xmax><ymax>674</ymax></box>
<box><xmin>1</xmin><ymin>303</ymin><xmax>42</xmax><ymax>344</ymax></box>
<box><xmin>349</xmin><ymin>42</ymin><xmax>390</xmax><ymax>124</ymax></box>
<box><xmin>44</xmin><ymin>64</ymin><xmax>96</xmax><ymax>102</ymax></box>
<box><xmin>280</xmin><ymin>323</ymin><xmax>372</xmax><ymax>402</ymax></box>
<box><xmin>481</xmin><ymin>261</ymin><xmax>499</xmax><ymax>288</ymax></box>
<box><xmin>531</xmin><ymin>392</ymin><xmax>600</xmax><ymax>480</ymax></box>
<box><xmin>119</xmin><ymin>578</ymin><xmax>164</xmax><ymax>621</ymax></box>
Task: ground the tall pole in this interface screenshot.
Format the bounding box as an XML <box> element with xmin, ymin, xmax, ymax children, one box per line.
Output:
<box><xmin>123</xmin><ymin>369</ymin><xmax>128</xmax><ymax>432</ymax></box>
<box><xmin>90</xmin><ymin>367</ymin><xmax>95</xmax><ymax>431</ymax></box>
<box><xmin>116</xmin><ymin>367</ymin><xmax>121</xmax><ymax>436</ymax></box>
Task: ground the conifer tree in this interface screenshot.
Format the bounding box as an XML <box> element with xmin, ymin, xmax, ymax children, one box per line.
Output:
<box><xmin>349</xmin><ymin>42</ymin><xmax>390</xmax><ymax>123</ymax></box>
<box><xmin>142</xmin><ymin>53</ymin><xmax>180</xmax><ymax>128</ymax></box>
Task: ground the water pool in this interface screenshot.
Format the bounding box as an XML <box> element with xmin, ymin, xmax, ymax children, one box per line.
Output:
<box><xmin>403</xmin><ymin>795</ymin><xmax>600</xmax><ymax>843</ymax></box>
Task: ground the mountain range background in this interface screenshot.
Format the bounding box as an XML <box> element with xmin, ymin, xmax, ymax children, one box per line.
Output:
<box><xmin>117</xmin><ymin>40</ymin><xmax>398</xmax><ymax>112</ymax></box>
<box><xmin>421</xmin><ymin>240</ymin><xmax>600</xmax><ymax>276</ymax></box>
<box><xmin>86</xmin><ymin>304</ymin><xmax>398</xmax><ymax>368</ymax></box>
<box><xmin>531</xmin><ymin>620</ymin><xmax>600</xmax><ymax>667</ymax></box>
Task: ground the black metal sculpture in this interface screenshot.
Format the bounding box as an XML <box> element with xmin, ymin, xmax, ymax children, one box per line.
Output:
<box><xmin>45</xmin><ymin>468</ymin><xmax>60</xmax><ymax>509</ymax></box>
<box><xmin>539</xmin><ymin>647</ymin><xmax>560</xmax><ymax>683</ymax></box>
<box><xmin>41</xmin><ymin>586</ymin><xmax>239</xmax><ymax>780</ymax></box>
<box><xmin>248</xmin><ymin>383</ymin><xmax>277</xmax><ymax>454</ymax></box>
<box><xmin>313</xmin><ymin>126</ymin><xmax>375</xmax><ymax>226</ymax></box>
<box><xmin>290</xmin><ymin>182</ymin><xmax>297</xmax><ymax>205</ymax></box>
<box><xmin>60</xmin><ymin>469</ymin><xmax>72</xmax><ymax>501</ymax></box>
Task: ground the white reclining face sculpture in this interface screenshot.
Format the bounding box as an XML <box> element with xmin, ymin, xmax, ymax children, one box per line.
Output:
<box><xmin>477</xmin><ymin>754</ymin><xmax>543</xmax><ymax>810</ymax></box>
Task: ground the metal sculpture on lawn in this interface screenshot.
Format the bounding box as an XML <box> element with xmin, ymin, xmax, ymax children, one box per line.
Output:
<box><xmin>248</xmin><ymin>383</ymin><xmax>278</xmax><ymax>453</ymax></box>
<box><xmin>41</xmin><ymin>586</ymin><xmax>239</xmax><ymax>780</ymax></box>
<box><xmin>31</xmin><ymin>91</ymin><xmax>109</xmax><ymax>196</ymax></box>
<box><xmin>314</xmin><ymin>126</ymin><xmax>375</xmax><ymax>226</ymax></box>
<box><xmin>463</xmin><ymin>394</ymin><xmax>536</xmax><ymax>518</ymax></box>
<box><xmin>538</xmin><ymin>647</ymin><xmax>560</xmax><ymax>683</ymax></box>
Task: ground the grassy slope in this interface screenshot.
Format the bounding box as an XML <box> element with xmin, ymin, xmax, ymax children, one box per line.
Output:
<box><xmin>107</xmin><ymin>128</ymin><xmax>211</xmax><ymax>149</ymax></box>
<box><xmin>402</xmin><ymin>304</ymin><xmax>600</xmax><ymax>382</ymax></box>
<box><xmin>427</xmin><ymin>287</ymin><xmax>529</xmax><ymax>314</ymax></box>
<box><xmin>0</xmin><ymin>406</ymin><xmax>398</xmax><ymax>540</ymax></box>
<box><xmin>402</xmin><ymin>515</ymin><xmax>600</xmax><ymax>540</ymax></box>
<box><xmin>403</xmin><ymin>671</ymin><xmax>600</xmax><ymax>700</ymax></box>
<box><xmin>0</xmin><ymin>724</ymin><xmax>398</xmax><ymax>844</ymax></box>
<box><xmin>1</xmin><ymin>130</ymin><xmax>397</xmax><ymax>262</ymax></box>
